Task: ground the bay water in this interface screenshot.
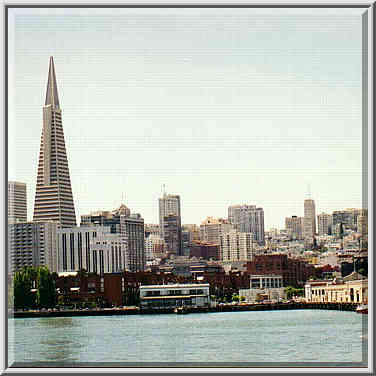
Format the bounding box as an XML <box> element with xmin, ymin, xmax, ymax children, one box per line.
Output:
<box><xmin>8</xmin><ymin>309</ymin><xmax>366</xmax><ymax>365</ymax></box>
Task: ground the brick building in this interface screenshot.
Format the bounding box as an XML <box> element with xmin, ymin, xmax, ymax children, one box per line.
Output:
<box><xmin>245</xmin><ymin>254</ymin><xmax>316</xmax><ymax>288</ymax></box>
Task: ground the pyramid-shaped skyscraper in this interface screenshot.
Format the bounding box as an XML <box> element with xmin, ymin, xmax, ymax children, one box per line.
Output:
<box><xmin>33</xmin><ymin>57</ymin><xmax>76</xmax><ymax>227</ymax></box>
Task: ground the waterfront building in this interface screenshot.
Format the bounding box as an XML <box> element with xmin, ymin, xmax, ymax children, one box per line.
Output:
<box><xmin>57</xmin><ymin>225</ymin><xmax>111</xmax><ymax>273</ymax></box>
<box><xmin>200</xmin><ymin>217</ymin><xmax>234</xmax><ymax>244</ymax></box>
<box><xmin>245</xmin><ymin>254</ymin><xmax>317</xmax><ymax>288</ymax></box>
<box><xmin>317</xmin><ymin>213</ymin><xmax>332</xmax><ymax>236</ymax></box>
<box><xmin>139</xmin><ymin>283</ymin><xmax>210</xmax><ymax>310</ymax></box>
<box><xmin>9</xmin><ymin>221</ymin><xmax>59</xmax><ymax>274</ymax></box>
<box><xmin>303</xmin><ymin>199</ymin><xmax>316</xmax><ymax>241</ymax></box>
<box><xmin>8</xmin><ymin>181</ymin><xmax>27</xmax><ymax>223</ymax></box>
<box><xmin>239</xmin><ymin>274</ymin><xmax>285</xmax><ymax>303</ymax></box>
<box><xmin>304</xmin><ymin>274</ymin><xmax>368</xmax><ymax>304</ymax></box>
<box><xmin>219</xmin><ymin>231</ymin><xmax>256</xmax><ymax>262</ymax></box>
<box><xmin>33</xmin><ymin>57</ymin><xmax>76</xmax><ymax>227</ymax></box>
<box><xmin>285</xmin><ymin>216</ymin><xmax>304</xmax><ymax>240</ymax></box>
<box><xmin>120</xmin><ymin>213</ymin><xmax>145</xmax><ymax>272</ymax></box>
<box><xmin>228</xmin><ymin>204</ymin><xmax>265</xmax><ymax>245</ymax></box>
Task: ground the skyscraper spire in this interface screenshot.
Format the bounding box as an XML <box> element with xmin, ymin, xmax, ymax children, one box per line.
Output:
<box><xmin>33</xmin><ymin>57</ymin><xmax>76</xmax><ymax>227</ymax></box>
<box><xmin>45</xmin><ymin>56</ymin><xmax>60</xmax><ymax>109</ymax></box>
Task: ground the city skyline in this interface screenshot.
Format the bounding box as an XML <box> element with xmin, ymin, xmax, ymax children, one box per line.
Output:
<box><xmin>8</xmin><ymin>8</ymin><xmax>364</xmax><ymax>229</ymax></box>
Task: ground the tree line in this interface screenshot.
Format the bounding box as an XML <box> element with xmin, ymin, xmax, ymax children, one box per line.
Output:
<box><xmin>13</xmin><ymin>266</ymin><xmax>57</xmax><ymax>310</ymax></box>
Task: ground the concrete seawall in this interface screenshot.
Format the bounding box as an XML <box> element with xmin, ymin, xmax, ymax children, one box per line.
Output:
<box><xmin>11</xmin><ymin>302</ymin><xmax>359</xmax><ymax>318</ymax></box>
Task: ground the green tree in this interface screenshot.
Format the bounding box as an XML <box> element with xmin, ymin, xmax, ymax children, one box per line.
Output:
<box><xmin>232</xmin><ymin>294</ymin><xmax>239</xmax><ymax>302</ymax></box>
<box><xmin>36</xmin><ymin>266</ymin><xmax>56</xmax><ymax>308</ymax></box>
<box><xmin>13</xmin><ymin>267</ymin><xmax>35</xmax><ymax>310</ymax></box>
<box><xmin>240</xmin><ymin>296</ymin><xmax>246</xmax><ymax>302</ymax></box>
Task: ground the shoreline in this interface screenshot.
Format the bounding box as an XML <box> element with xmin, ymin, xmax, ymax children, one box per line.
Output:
<box><xmin>10</xmin><ymin>302</ymin><xmax>360</xmax><ymax>318</ymax></box>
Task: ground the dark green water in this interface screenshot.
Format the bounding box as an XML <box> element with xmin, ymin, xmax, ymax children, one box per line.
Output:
<box><xmin>8</xmin><ymin>310</ymin><xmax>366</xmax><ymax>365</ymax></box>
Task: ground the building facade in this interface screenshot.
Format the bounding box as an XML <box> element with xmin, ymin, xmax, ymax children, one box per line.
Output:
<box><xmin>33</xmin><ymin>57</ymin><xmax>76</xmax><ymax>227</ymax></box>
<box><xmin>139</xmin><ymin>283</ymin><xmax>210</xmax><ymax>310</ymax></box>
<box><xmin>158</xmin><ymin>193</ymin><xmax>182</xmax><ymax>255</ymax></box>
<box><xmin>200</xmin><ymin>217</ymin><xmax>234</xmax><ymax>244</ymax></box>
<box><xmin>285</xmin><ymin>216</ymin><xmax>304</xmax><ymax>240</ymax></box>
<box><xmin>158</xmin><ymin>193</ymin><xmax>181</xmax><ymax>236</ymax></box>
<box><xmin>120</xmin><ymin>214</ymin><xmax>145</xmax><ymax>272</ymax></box>
<box><xmin>57</xmin><ymin>225</ymin><xmax>111</xmax><ymax>273</ymax></box>
<box><xmin>8</xmin><ymin>181</ymin><xmax>27</xmax><ymax>223</ymax></box>
<box><xmin>220</xmin><ymin>231</ymin><xmax>256</xmax><ymax>262</ymax></box>
<box><xmin>80</xmin><ymin>204</ymin><xmax>131</xmax><ymax>234</ymax></box>
<box><xmin>90</xmin><ymin>233</ymin><xmax>126</xmax><ymax>275</ymax></box>
<box><xmin>228</xmin><ymin>205</ymin><xmax>265</xmax><ymax>245</ymax></box>
<box><xmin>190</xmin><ymin>241</ymin><xmax>220</xmax><ymax>260</ymax></box>
<box><xmin>305</xmin><ymin>277</ymin><xmax>368</xmax><ymax>304</ymax></box>
<box><xmin>9</xmin><ymin>221</ymin><xmax>59</xmax><ymax>274</ymax></box>
<box><xmin>239</xmin><ymin>274</ymin><xmax>285</xmax><ymax>303</ymax></box>
<box><xmin>303</xmin><ymin>199</ymin><xmax>316</xmax><ymax>241</ymax></box>
<box><xmin>162</xmin><ymin>215</ymin><xmax>182</xmax><ymax>255</ymax></box>
<box><xmin>245</xmin><ymin>254</ymin><xmax>317</xmax><ymax>288</ymax></box>
<box><xmin>317</xmin><ymin>213</ymin><xmax>332</xmax><ymax>236</ymax></box>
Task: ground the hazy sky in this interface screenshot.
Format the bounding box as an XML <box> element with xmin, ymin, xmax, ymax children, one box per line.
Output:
<box><xmin>8</xmin><ymin>7</ymin><xmax>365</xmax><ymax>229</ymax></box>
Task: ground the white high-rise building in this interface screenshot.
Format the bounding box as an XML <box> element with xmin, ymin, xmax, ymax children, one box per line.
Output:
<box><xmin>219</xmin><ymin>231</ymin><xmax>256</xmax><ymax>262</ymax></box>
<box><xmin>304</xmin><ymin>199</ymin><xmax>316</xmax><ymax>240</ymax></box>
<box><xmin>228</xmin><ymin>204</ymin><xmax>265</xmax><ymax>245</ymax></box>
<box><xmin>57</xmin><ymin>226</ymin><xmax>111</xmax><ymax>273</ymax></box>
<box><xmin>8</xmin><ymin>181</ymin><xmax>27</xmax><ymax>223</ymax></box>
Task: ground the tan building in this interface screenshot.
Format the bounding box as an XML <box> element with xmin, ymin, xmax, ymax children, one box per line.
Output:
<box><xmin>305</xmin><ymin>272</ymin><xmax>367</xmax><ymax>304</ymax></box>
<box><xmin>200</xmin><ymin>217</ymin><xmax>234</xmax><ymax>244</ymax></box>
<box><xmin>285</xmin><ymin>216</ymin><xmax>304</xmax><ymax>240</ymax></box>
<box><xmin>219</xmin><ymin>230</ymin><xmax>256</xmax><ymax>262</ymax></box>
<box><xmin>317</xmin><ymin>213</ymin><xmax>332</xmax><ymax>236</ymax></box>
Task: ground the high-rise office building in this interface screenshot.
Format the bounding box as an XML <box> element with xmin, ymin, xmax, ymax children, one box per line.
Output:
<box><xmin>285</xmin><ymin>216</ymin><xmax>304</xmax><ymax>240</ymax></box>
<box><xmin>33</xmin><ymin>57</ymin><xmax>76</xmax><ymax>227</ymax></box>
<box><xmin>159</xmin><ymin>193</ymin><xmax>181</xmax><ymax>234</ymax></box>
<box><xmin>8</xmin><ymin>181</ymin><xmax>27</xmax><ymax>223</ymax></box>
<box><xmin>332</xmin><ymin>209</ymin><xmax>361</xmax><ymax>232</ymax></box>
<box><xmin>120</xmin><ymin>213</ymin><xmax>145</xmax><ymax>272</ymax></box>
<box><xmin>303</xmin><ymin>199</ymin><xmax>316</xmax><ymax>240</ymax></box>
<box><xmin>317</xmin><ymin>213</ymin><xmax>332</xmax><ymax>236</ymax></box>
<box><xmin>163</xmin><ymin>215</ymin><xmax>182</xmax><ymax>255</ymax></box>
<box><xmin>228</xmin><ymin>205</ymin><xmax>265</xmax><ymax>245</ymax></box>
<box><xmin>159</xmin><ymin>193</ymin><xmax>182</xmax><ymax>255</ymax></box>
<box><xmin>9</xmin><ymin>221</ymin><xmax>59</xmax><ymax>274</ymax></box>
